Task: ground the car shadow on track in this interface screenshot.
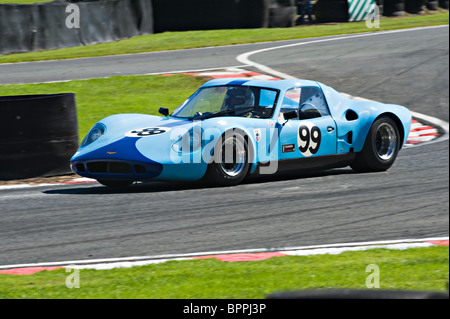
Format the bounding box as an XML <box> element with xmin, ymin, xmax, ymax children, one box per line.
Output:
<box><xmin>43</xmin><ymin>168</ymin><xmax>356</xmax><ymax>195</ymax></box>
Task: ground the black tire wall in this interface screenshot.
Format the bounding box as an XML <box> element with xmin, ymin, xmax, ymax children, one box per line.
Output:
<box><xmin>269</xmin><ymin>0</ymin><xmax>296</xmax><ymax>28</ymax></box>
<box><xmin>405</xmin><ymin>0</ymin><xmax>426</xmax><ymax>13</ymax></box>
<box><xmin>383</xmin><ymin>0</ymin><xmax>405</xmax><ymax>16</ymax></box>
<box><xmin>0</xmin><ymin>93</ymin><xmax>79</xmax><ymax>180</ymax></box>
<box><xmin>152</xmin><ymin>0</ymin><xmax>270</xmax><ymax>32</ymax></box>
<box><xmin>314</xmin><ymin>0</ymin><xmax>349</xmax><ymax>23</ymax></box>
<box><xmin>439</xmin><ymin>0</ymin><xmax>449</xmax><ymax>9</ymax></box>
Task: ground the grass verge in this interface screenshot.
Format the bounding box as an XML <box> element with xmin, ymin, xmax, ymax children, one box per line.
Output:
<box><xmin>0</xmin><ymin>12</ymin><xmax>448</xmax><ymax>64</ymax></box>
<box><xmin>0</xmin><ymin>246</ymin><xmax>447</xmax><ymax>298</ymax></box>
<box><xmin>0</xmin><ymin>0</ymin><xmax>52</xmax><ymax>3</ymax></box>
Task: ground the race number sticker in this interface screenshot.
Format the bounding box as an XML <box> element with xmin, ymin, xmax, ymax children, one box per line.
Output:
<box><xmin>125</xmin><ymin>127</ymin><xmax>171</xmax><ymax>137</ymax></box>
<box><xmin>297</xmin><ymin>122</ymin><xmax>321</xmax><ymax>157</ymax></box>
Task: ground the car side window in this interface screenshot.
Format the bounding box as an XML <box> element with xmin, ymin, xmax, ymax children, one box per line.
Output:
<box><xmin>280</xmin><ymin>88</ymin><xmax>301</xmax><ymax>119</ymax></box>
<box><xmin>299</xmin><ymin>87</ymin><xmax>330</xmax><ymax>120</ymax></box>
<box><xmin>259</xmin><ymin>89</ymin><xmax>277</xmax><ymax>108</ymax></box>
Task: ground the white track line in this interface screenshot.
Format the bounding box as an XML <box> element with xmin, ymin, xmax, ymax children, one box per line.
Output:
<box><xmin>236</xmin><ymin>25</ymin><xmax>449</xmax><ymax>79</ymax></box>
<box><xmin>0</xmin><ymin>236</ymin><xmax>447</xmax><ymax>270</ymax></box>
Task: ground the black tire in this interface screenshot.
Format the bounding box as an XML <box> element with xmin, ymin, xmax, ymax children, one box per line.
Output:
<box><xmin>351</xmin><ymin>116</ymin><xmax>400</xmax><ymax>172</ymax></box>
<box><xmin>204</xmin><ymin>131</ymin><xmax>250</xmax><ymax>186</ymax></box>
<box><xmin>314</xmin><ymin>0</ymin><xmax>349</xmax><ymax>23</ymax></box>
<box><xmin>427</xmin><ymin>1</ymin><xmax>439</xmax><ymax>10</ymax></box>
<box><xmin>97</xmin><ymin>179</ymin><xmax>134</xmax><ymax>188</ymax></box>
<box><xmin>383</xmin><ymin>0</ymin><xmax>405</xmax><ymax>16</ymax></box>
<box><xmin>439</xmin><ymin>0</ymin><xmax>449</xmax><ymax>9</ymax></box>
<box><xmin>405</xmin><ymin>0</ymin><xmax>426</xmax><ymax>13</ymax></box>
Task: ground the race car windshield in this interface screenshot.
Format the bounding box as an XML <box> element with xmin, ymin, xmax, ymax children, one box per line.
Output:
<box><xmin>171</xmin><ymin>85</ymin><xmax>278</xmax><ymax>119</ymax></box>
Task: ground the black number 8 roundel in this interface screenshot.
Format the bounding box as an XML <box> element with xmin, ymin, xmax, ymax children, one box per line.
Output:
<box><xmin>133</xmin><ymin>128</ymin><xmax>166</xmax><ymax>136</ymax></box>
<box><xmin>125</xmin><ymin>127</ymin><xmax>171</xmax><ymax>137</ymax></box>
<box><xmin>298</xmin><ymin>123</ymin><xmax>321</xmax><ymax>157</ymax></box>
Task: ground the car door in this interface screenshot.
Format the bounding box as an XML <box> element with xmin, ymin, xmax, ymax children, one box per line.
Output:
<box><xmin>278</xmin><ymin>86</ymin><xmax>337</xmax><ymax>161</ymax></box>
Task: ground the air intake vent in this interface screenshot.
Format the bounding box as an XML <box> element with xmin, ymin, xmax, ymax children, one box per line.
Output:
<box><xmin>87</xmin><ymin>162</ymin><xmax>131</xmax><ymax>174</ymax></box>
<box><xmin>345</xmin><ymin>109</ymin><xmax>359</xmax><ymax>121</ymax></box>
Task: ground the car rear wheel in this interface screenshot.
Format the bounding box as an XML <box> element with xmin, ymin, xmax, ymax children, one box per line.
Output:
<box><xmin>351</xmin><ymin>116</ymin><xmax>400</xmax><ymax>172</ymax></box>
<box><xmin>204</xmin><ymin>131</ymin><xmax>250</xmax><ymax>186</ymax></box>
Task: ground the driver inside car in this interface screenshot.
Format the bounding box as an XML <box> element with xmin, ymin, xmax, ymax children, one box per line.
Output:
<box><xmin>222</xmin><ymin>87</ymin><xmax>255</xmax><ymax>113</ymax></box>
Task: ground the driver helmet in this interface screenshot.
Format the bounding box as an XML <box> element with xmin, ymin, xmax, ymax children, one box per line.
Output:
<box><xmin>223</xmin><ymin>87</ymin><xmax>255</xmax><ymax>110</ymax></box>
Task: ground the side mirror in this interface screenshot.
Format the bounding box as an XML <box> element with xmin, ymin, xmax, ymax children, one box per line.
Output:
<box><xmin>159</xmin><ymin>107</ymin><xmax>169</xmax><ymax>117</ymax></box>
<box><xmin>280</xmin><ymin>110</ymin><xmax>298</xmax><ymax>126</ymax></box>
<box><xmin>283</xmin><ymin>110</ymin><xmax>298</xmax><ymax>120</ymax></box>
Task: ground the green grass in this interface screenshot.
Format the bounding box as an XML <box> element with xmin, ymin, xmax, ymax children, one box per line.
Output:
<box><xmin>0</xmin><ymin>74</ymin><xmax>206</xmax><ymax>142</ymax></box>
<box><xmin>0</xmin><ymin>12</ymin><xmax>448</xmax><ymax>64</ymax></box>
<box><xmin>0</xmin><ymin>0</ymin><xmax>52</xmax><ymax>3</ymax></box>
<box><xmin>0</xmin><ymin>246</ymin><xmax>447</xmax><ymax>299</ymax></box>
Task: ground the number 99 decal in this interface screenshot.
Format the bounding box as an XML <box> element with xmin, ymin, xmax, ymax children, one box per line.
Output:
<box><xmin>297</xmin><ymin>122</ymin><xmax>321</xmax><ymax>157</ymax></box>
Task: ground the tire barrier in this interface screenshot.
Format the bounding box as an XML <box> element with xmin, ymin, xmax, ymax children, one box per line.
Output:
<box><xmin>0</xmin><ymin>0</ymin><xmax>301</xmax><ymax>54</ymax></box>
<box><xmin>267</xmin><ymin>289</ymin><xmax>450</xmax><ymax>299</ymax></box>
<box><xmin>2</xmin><ymin>0</ymin><xmax>445</xmax><ymax>55</ymax></box>
<box><xmin>0</xmin><ymin>0</ymin><xmax>154</xmax><ymax>55</ymax></box>
<box><xmin>152</xmin><ymin>0</ymin><xmax>271</xmax><ymax>33</ymax></box>
<box><xmin>405</xmin><ymin>0</ymin><xmax>426</xmax><ymax>13</ymax></box>
<box><xmin>0</xmin><ymin>93</ymin><xmax>79</xmax><ymax>180</ymax></box>
<box><xmin>314</xmin><ymin>0</ymin><xmax>350</xmax><ymax>23</ymax></box>
<box><xmin>269</xmin><ymin>0</ymin><xmax>297</xmax><ymax>27</ymax></box>
<box><xmin>427</xmin><ymin>0</ymin><xmax>439</xmax><ymax>9</ymax></box>
<box><xmin>439</xmin><ymin>0</ymin><xmax>449</xmax><ymax>8</ymax></box>
<box><xmin>383</xmin><ymin>0</ymin><xmax>405</xmax><ymax>16</ymax></box>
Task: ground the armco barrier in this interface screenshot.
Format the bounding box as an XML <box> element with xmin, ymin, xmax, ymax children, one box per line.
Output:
<box><xmin>0</xmin><ymin>93</ymin><xmax>79</xmax><ymax>180</ymax></box>
<box><xmin>0</xmin><ymin>0</ymin><xmax>154</xmax><ymax>55</ymax></box>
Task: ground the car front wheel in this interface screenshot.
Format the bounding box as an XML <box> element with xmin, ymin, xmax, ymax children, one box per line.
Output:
<box><xmin>205</xmin><ymin>131</ymin><xmax>250</xmax><ymax>186</ymax></box>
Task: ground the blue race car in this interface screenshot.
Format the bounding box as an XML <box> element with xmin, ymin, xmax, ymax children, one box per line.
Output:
<box><xmin>70</xmin><ymin>78</ymin><xmax>412</xmax><ymax>187</ymax></box>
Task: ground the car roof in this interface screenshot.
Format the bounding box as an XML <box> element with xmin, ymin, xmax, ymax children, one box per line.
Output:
<box><xmin>200</xmin><ymin>78</ymin><xmax>320</xmax><ymax>90</ymax></box>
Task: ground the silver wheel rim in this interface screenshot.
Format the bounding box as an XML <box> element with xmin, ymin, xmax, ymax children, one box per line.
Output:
<box><xmin>218</xmin><ymin>136</ymin><xmax>246</xmax><ymax>177</ymax></box>
<box><xmin>376</xmin><ymin>122</ymin><xmax>398</xmax><ymax>161</ymax></box>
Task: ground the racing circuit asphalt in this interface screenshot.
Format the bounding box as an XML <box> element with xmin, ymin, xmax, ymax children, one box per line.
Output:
<box><xmin>0</xmin><ymin>26</ymin><xmax>448</xmax><ymax>266</ymax></box>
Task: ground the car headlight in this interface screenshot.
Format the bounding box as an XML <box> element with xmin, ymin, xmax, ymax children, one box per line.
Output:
<box><xmin>171</xmin><ymin>127</ymin><xmax>203</xmax><ymax>154</ymax></box>
<box><xmin>80</xmin><ymin>123</ymin><xmax>106</xmax><ymax>147</ymax></box>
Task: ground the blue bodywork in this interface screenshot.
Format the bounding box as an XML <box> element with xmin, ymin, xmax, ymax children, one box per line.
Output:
<box><xmin>70</xmin><ymin>78</ymin><xmax>412</xmax><ymax>183</ymax></box>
